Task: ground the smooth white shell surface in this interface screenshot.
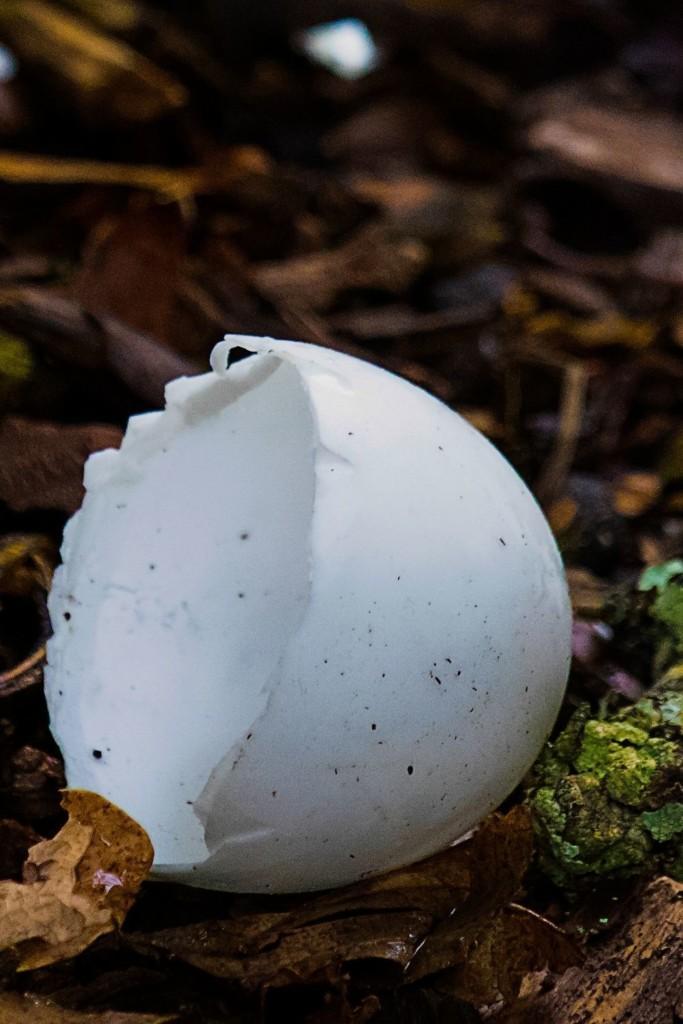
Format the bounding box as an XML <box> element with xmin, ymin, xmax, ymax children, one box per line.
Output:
<box><xmin>46</xmin><ymin>336</ymin><xmax>571</xmax><ymax>893</ymax></box>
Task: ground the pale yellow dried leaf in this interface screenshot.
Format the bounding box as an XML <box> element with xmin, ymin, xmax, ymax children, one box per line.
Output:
<box><xmin>0</xmin><ymin>790</ymin><xmax>153</xmax><ymax>970</ymax></box>
<box><xmin>63</xmin><ymin>0</ymin><xmax>140</xmax><ymax>32</ymax></box>
<box><xmin>0</xmin><ymin>153</ymin><xmax>200</xmax><ymax>202</ymax></box>
<box><xmin>0</xmin><ymin>148</ymin><xmax>269</xmax><ymax>202</ymax></box>
<box><xmin>0</xmin><ymin>1</ymin><xmax>185</xmax><ymax>121</ymax></box>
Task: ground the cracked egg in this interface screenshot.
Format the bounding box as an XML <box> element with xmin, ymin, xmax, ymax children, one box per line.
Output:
<box><xmin>45</xmin><ymin>336</ymin><xmax>571</xmax><ymax>893</ymax></box>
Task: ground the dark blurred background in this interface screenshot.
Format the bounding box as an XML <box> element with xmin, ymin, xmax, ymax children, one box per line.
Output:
<box><xmin>0</xmin><ymin>0</ymin><xmax>682</xmax><ymax>587</ymax></box>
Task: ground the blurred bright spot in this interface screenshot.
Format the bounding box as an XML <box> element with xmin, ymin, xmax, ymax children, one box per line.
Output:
<box><xmin>0</xmin><ymin>44</ymin><xmax>17</xmax><ymax>84</ymax></box>
<box><xmin>296</xmin><ymin>19</ymin><xmax>379</xmax><ymax>80</ymax></box>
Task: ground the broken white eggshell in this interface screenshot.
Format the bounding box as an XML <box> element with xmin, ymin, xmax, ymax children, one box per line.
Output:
<box><xmin>45</xmin><ymin>335</ymin><xmax>571</xmax><ymax>893</ymax></box>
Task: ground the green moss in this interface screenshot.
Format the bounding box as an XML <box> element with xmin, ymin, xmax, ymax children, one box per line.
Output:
<box><xmin>527</xmin><ymin>684</ymin><xmax>682</xmax><ymax>889</ymax></box>
<box><xmin>652</xmin><ymin>587</ymin><xmax>683</xmax><ymax>658</ymax></box>
<box><xmin>568</xmin><ymin>715</ymin><xmax>678</xmax><ymax>809</ymax></box>
<box><xmin>531</xmin><ymin>774</ymin><xmax>652</xmax><ymax>885</ymax></box>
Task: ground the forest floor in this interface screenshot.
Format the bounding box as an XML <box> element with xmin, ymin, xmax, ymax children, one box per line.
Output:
<box><xmin>0</xmin><ymin>2</ymin><xmax>681</xmax><ymax>1021</ymax></box>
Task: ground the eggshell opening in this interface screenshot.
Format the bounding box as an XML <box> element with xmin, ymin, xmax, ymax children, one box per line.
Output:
<box><xmin>47</xmin><ymin>335</ymin><xmax>571</xmax><ymax>893</ymax></box>
<box><xmin>48</xmin><ymin>351</ymin><xmax>316</xmax><ymax>866</ymax></box>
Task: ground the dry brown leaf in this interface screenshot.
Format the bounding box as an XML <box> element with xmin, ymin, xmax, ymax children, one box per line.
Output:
<box><xmin>0</xmin><ymin>148</ymin><xmax>270</xmax><ymax>202</ymax></box>
<box><xmin>528</xmin><ymin>105</ymin><xmax>683</xmax><ymax>193</ymax></box>
<box><xmin>448</xmin><ymin>905</ymin><xmax>579</xmax><ymax>1005</ymax></box>
<box><xmin>129</xmin><ymin>809</ymin><xmax>540</xmax><ymax>994</ymax></box>
<box><xmin>526</xmin><ymin>311</ymin><xmax>656</xmax><ymax>349</ymax></box>
<box><xmin>405</xmin><ymin>900</ymin><xmax>578</xmax><ymax>1004</ymax></box>
<box><xmin>0</xmin><ymin>1</ymin><xmax>186</xmax><ymax>123</ymax></box>
<box><xmin>0</xmin><ymin>417</ymin><xmax>122</xmax><ymax>514</ymax></box>
<box><xmin>0</xmin><ymin>153</ymin><xmax>201</xmax><ymax>202</ymax></box>
<box><xmin>253</xmin><ymin>223</ymin><xmax>428</xmax><ymax>313</ymax></box>
<box><xmin>0</xmin><ymin>790</ymin><xmax>153</xmax><ymax>971</ymax></box>
<box><xmin>566</xmin><ymin>567</ymin><xmax>610</xmax><ymax>617</ymax></box>
<box><xmin>62</xmin><ymin>0</ymin><xmax>140</xmax><ymax>32</ymax></box>
<box><xmin>4</xmin><ymin>746</ymin><xmax>64</xmax><ymax>821</ymax></box>
<box><xmin>612</xmin><ymin>472</ymin><xmax>662</xmax><ymax>518</ymax></box>
<box><xmin>75</xmin><ymin>203</ymin><xmax>186</xmax><ymax>345</ymax></box>
<box><xmin>347</xmin><ymin>176</ymin><xmax>502</xmax><ymax>255</ymax></box>
<box><xmin>0</xmin><ymin>991</ymin><xmax>174</xmax><ymax>1023</ymax></box>
<box><xmin>135</xmin><ymin>910</ymin><xmax>434</xmax><ymax>991</ymax></box>
<box><xmin>546</xmin><ymin>496</ymin><xmax>579</xmax><ymax>535</ymax></box>
<box><xmin>0</xmin><ymin>533</ymin><xmax>57</xmax><ymax>594</ymax></box>
<box><xmin>0</xmin><ymin>288</ymin><xmax>201</xmax><ymax>405</ymax></box>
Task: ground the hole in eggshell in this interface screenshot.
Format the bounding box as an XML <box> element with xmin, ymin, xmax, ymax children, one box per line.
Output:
<box><xmin>226</xmin><ymin>345</ymin><xmax>256</xmax><ymax>368</ymax></box>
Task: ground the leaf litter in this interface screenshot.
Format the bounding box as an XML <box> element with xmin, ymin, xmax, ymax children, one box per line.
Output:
<box><xmin>0</xmin><ymin>790</ymin><xmax>153</xmax><ymax>971</ymax></box>
<box><xmin>0</xmin><ymin>0</ymin><xmax>682</xmax><ymax>1020</ymax></box>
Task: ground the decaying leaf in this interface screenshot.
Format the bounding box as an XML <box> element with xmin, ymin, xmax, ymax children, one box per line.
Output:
<box><xmin>528</xmin><ymin>105</ymin><xmax>683</xmax><ymax>193</ymax></box>
<box><xmin>0</xmin><ymin>288</ymin><xmax>200</xmax><ymax>404</ymax></box>
<box><xmin>0</xmin><ymin>153</ymin><xmax>201</xmax><ymax>202</ymax></box>
<box><xmin>0</xmin><ymin>790</ymin><xmax>153</xmax><ymax>971</ymax></box>
<box><xmin>0</xmin><ymin>417</ymin><xmax>122</xmax><ymax>514</ymax></box>
<box><xmin>253</xmin><ymin>223</ymin><xmax>428</xmax><ymax>313</ymax></box>
<box><xmin>525</xmin><ymin>311</ymin><xmax>656</xmax><ymax>350</ymax></box>
<box><xmin>0</xmin><ymin>148</ymin><xmax>270</xmax><ymax>202</ymax></box>
<box><xmin>612</xmin><ymin>472</ymin><xmax>662</xmax><ymax>518</ymax></box>
<box><xmin>348</xmin><ymin>176</ymin><xmax>503</xmax><ymax>257</ymax></box>
<box><xmin>4</xmin><ymin>746</ymin><xmax>64</xmax><ymax>821</ymax></box>
<box><xmin>566</xmin><ymin>566</ymin><xmax>610</xmax><ymax>617</ymax></box>
<box><xmin>75</xmin><ymin>203</ymin><xmax>186</xmax><ymax>345</ymax></box>
<box><xmin>0</xmin><ymin>991</ymin><xmax>174</xmax><ymax>1023</ymax></box>
<box><xmin>438</xmin><ymin>905</ymin><xmax>578</xmax><ymax>1006</ymax></box>
<box><xmin>0</xmin><ymin>1</ymin><xmax>186</xmax><ymax>123</ymax></box>
<box><xmin>498</xmin><ymin>876</ymin><xmax>683</xmax><ymax>1024</ymax></box>
<box><xmin>0</xmin><ymin>533</ymin><xmax>56</xmax><ymax>594</ymax></box>
<box><xmin>62</xmin><ymin>0</ymin><xmax>140</xmax><ymax>32</ymax></box>
<box><xmin>128</xmin><ymin>807</ymin><xmax>574</xmax><ymax>1001</ymax></box>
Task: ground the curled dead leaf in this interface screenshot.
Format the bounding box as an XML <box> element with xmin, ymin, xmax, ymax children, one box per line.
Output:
<box><xmin>413</xmin><ymin>905</ymin><xmax>581</xmax><ymax>1007</ymax></box>
<box><xmin>127</xmin><ymin>807</ymin><xmax>564</xmax><ymax>1003</ymax></box>
<box><xmin>0</xmin><ymin>790</ymin><xmax>153</xmax><ymax>971</ymax></box>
